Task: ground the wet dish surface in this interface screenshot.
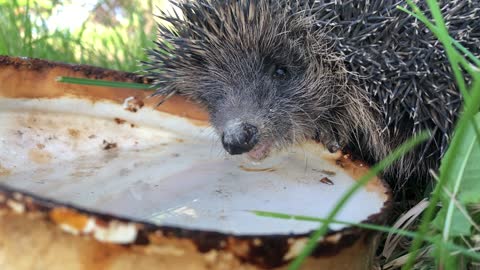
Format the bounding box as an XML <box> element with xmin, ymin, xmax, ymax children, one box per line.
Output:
<box><xmin>0</xmin><ymin>97</ymin><xmax>387</xmax><ymax>235</ymax></box>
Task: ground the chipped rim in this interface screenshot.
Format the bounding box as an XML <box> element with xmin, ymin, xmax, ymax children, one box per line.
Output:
<box><xmin>0</xmin><ymin>56</ymin><xmax>392</xmax><ymax>268</ymax></box>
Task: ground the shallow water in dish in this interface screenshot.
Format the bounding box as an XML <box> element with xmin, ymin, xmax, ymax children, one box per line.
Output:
<box><xmin>0</xmin><ymin>98</ymin><xmax>387</xmax><ymax>235</ymax></box>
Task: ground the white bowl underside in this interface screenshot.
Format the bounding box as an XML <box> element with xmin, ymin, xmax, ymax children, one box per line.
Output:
<box><xmin>0</xmin><ymin>97</ymin><xmax>387</xmax><ymax>235</ymax></box>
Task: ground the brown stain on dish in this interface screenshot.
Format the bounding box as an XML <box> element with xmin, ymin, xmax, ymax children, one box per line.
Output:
<box><xmin>124</xmin><ymin>97</ymin><xmax>144</xmax><ymax>113</ymax></box>
<box><xmin>0</xmin><ymin>164</ymin><xmax>12</xmax><ymax>176</ymax></box>
<box><xmin>114</xmin><ymin>118</ymin><xmax>126</xmax><ymax>125</ymax></box>
<box><xmin>319</xmin><ymin>149</ymin><xmax>385</xmax><ymax>194</ymax></box>
<box><xmin>320</xmin><ymin>169</ymin><xmax>336</xmax><ymax>176</ymax></box>
<box><xmin>36</xmin><ymin>143</ymin><xmax>45</xmax><ymax>149</ymax></box>
<box><xmin>227</xmin><ymin>238</ymin><xmax>250</xmax><ymax>258</ymax></box>
<box><xmin>68</xmin><ymin>128</ymin><xmax>80</xmax><ymax>138</ymax></box>
<box><xmin>28</xmin><ymin>148</ymin><xmax>52</xmax><ymax>164</ymax></box>
<box><xmin>49</xmin><ymin>207</ymin><xmax>89</xmax><ymax>231</ymax></box>
<box><xmin>102</xmin><ymin>140</ymin><xmax>117</xmax><ymax>150</ymax></box>
<box><xmin>320</xmin><ymin>177</ymin><xmax>334</xmax><ymax>185</ymax></box>
<box><xmin>93</xmin><ymin>217</ymin><xmax>109</xmax><ymax>228</ymax></box>
<box><xmin>238</xmin><ymin>165</ymin><xmax>275</xmax><ymax>172</ymax></box>
<box><xmin>24</xmin><ymin>115</ymin><xmax>38</xmax><ymax>127</ymax></box>
<box><xmin>82</xmin><ymin>243</ymin><xmax>128</xmax><ymax>270</ymax></box>
<box><xmin>335</xmin><ymin>154</ymin><xmax>385</xmax><ymax>194</ymax></box>
<box><xmin>147</xmin><ymin>233</ymin><xmax>198</xmax><ymax>253</ymax></box>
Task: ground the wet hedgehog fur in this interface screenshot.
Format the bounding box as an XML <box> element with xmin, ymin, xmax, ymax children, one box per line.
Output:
<box><xmin>144</xmin><ymin>0</ymin><xmax>480</xmax><ymax>193</ymax></box>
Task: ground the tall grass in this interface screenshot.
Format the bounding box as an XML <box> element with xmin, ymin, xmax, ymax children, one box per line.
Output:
<box><xmin>0</xmin><ymin>0</ymin><xmax>78</xmax><ymax>63</ymax></box>
<box><xmin>0</xmin><ymin>0</ymin><xmax>158</xmax><ymax>72</ymax></box>
<box><xmin>400</xmin><ymin>1</ymin><xmax>480</xmax><ymax>269</ymax></box>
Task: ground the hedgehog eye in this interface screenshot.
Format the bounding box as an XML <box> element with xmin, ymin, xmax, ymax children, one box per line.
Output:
<box><xmin>273</xmin><ymin>67</ymin><xmax>287</xmax><ymax>78</ymax></box>
<box><xmin>272</xmin><ymin>66</ymin><xmax>288</xmax><ymax>79</ymax></box>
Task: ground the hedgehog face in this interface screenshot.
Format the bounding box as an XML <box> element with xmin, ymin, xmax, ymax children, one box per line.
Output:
<box><xmin>146</xmin><ymin>0</ymin><xmax>375</xmax><ymax>159</ymax></box>
<box><xmin>199</xmin><ymin>52</ymin><xmax>318</xmax><ymax>159</ymax></box>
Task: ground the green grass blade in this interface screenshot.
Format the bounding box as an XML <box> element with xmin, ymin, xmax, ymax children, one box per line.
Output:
<box><xmin>287</xmin><ymin>131</ymin><xmax>429</xmax><ymax>270</ymax></box>
<box><xmin>251</xmin><ymin>210</ymin><xmax>480</xmax><ymax>262</ymax></box>
<box><xmin>401</xmin><ymin>2</ymin><xmax>480</xmax><ymax>269</ymax></box>
<box><xmin>401</xmin><ymin>0</ymin><xmax>480</xmax><ymax>267</ymax></box>
<box><xmin>56</xmin><ymin>76</ymin><xmax>153</xmax><ymax>90</ymax></box>
<box><xmin>442</xmin><ymin>113</ymin><xmax>480</xmax><ymax>237</ymax></box>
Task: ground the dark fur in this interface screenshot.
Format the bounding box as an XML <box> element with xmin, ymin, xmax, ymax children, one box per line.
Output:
<box><xmin>144</xmin><ymin>0</ymin><xmax>480</xmax><ymax>191</ymax></box>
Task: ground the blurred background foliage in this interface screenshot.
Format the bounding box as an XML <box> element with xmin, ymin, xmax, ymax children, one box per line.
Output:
<box><xmin>0</xmin><ymin>0</ymin><xmax>171</xmax><ymax>72</ymax></box>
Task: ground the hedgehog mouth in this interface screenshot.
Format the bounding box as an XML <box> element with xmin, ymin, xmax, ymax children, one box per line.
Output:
<box><xmin>246</xmin><ymin>141</ymin><xmax>273</xmax><ymax>161</ymax></box>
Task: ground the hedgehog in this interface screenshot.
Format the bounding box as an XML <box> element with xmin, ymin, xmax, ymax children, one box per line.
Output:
<box><xmin>144</xmin><ymin>0</ymin><xmax>480</xmax><ymax>193</ymax></box>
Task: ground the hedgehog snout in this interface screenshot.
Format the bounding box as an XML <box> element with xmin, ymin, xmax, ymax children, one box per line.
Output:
<box><xmin>221</xmin><ymin>121</ymin><xmax>259</xmax><ymax>155</ymax></box>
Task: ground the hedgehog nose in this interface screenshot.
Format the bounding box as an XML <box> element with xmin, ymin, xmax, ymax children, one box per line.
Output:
<box><xmin>221</xmin><ymin>122</ymin><xmax>259</xmax><ymax>155</ymax></box>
